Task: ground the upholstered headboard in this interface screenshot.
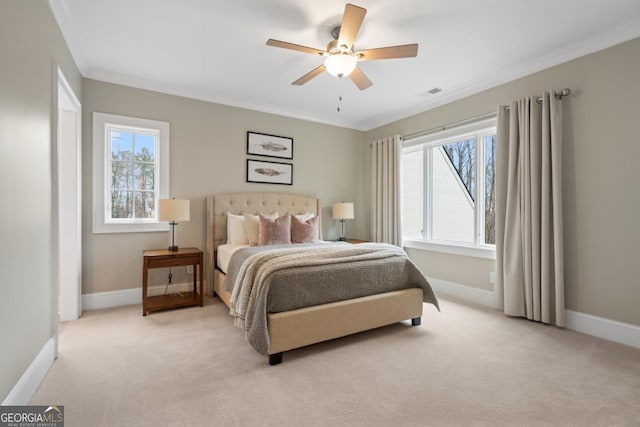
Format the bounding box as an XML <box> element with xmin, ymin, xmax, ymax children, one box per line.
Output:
<box><xmin>206</xmin><ymin>192</ymin><xmax>322</xmax><ymax>295</ymax></box>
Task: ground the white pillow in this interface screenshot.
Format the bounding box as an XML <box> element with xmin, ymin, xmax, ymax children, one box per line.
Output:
<box><xmin>227</xmin><ymin>213</ymin><xmax>248</xmax><ymax>244</ymax></box>
<box><xmin>294</xmin><ymin>212</ymin><xmax>315</xmax><ymax>221</ymax></box>
<box><xmin>244</xmin><ymin>212</ymin><xmax>277</xmax><ymax>246</ymax></box>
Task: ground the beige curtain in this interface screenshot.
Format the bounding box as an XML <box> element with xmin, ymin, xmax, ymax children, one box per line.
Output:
<box><xmin>371</xmin><ymin>135</ymin><xmax>402</xmax><ymax>246</ymax></box>
<box><xmin>495</xmin><ymin>92</ymin><xmax>565</xmax><ymax>327</ymax></box>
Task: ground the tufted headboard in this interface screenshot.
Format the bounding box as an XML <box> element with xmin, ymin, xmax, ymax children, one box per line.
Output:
<box><xmin>206</xmin><ymin>192</ymin><xmax>322</xmax><ymax>294</ymax></box>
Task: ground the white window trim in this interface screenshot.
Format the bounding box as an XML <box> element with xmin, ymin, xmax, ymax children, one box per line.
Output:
<box><xmin>92</xmin><ymin>112</ymin><xmax>170</xmax><ymax>233</ymax></box>
<box><xmin>403</xmin><ymin>239</ymin><xmax>496</xmax><ymax>260</ymax></box>
<box><xmin>403</xmin><ymin>117</ymin><xmax>497</xmax><ymax>258</ymax></box>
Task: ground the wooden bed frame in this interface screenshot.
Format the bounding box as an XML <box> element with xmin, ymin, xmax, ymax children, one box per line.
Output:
<box><xmin>206</xmin><ymin>192</ymin><xmax>423</xmax><ymax>365</ymax></box>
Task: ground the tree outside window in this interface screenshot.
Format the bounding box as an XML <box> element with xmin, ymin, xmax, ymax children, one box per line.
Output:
<box><xmin>109</xmin><ymin>130</ymin><xmax>158</xmax><ymax>220</ymax></box>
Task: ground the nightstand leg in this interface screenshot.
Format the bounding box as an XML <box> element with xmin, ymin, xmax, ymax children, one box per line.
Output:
<box><xmin>193</xmin><ymin>263</ymin><xmax>197</xmax><ymax>294</ymax></box>
<box><xmin>142</xmin><ymin>260</ymin><xmax>148</xmax><ymax>316</ymax></box>
<box><xmin>198</xmin><ymin>260</ymin><xmax>204</xmax><ymax>307</ymax></box>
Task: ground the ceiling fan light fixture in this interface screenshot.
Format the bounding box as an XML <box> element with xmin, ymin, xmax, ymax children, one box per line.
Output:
<box><xmin>324</xmin><ymin>53</ymin><xmax>357</xmax><ymax>78</ymax></box>
<box><xmin>266</xmin><ymin>4</ymin><xmax>418</xmax><ymax>90</ymax></box>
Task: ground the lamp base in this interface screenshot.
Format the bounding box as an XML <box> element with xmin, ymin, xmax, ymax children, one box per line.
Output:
<box><xmin>338</xmin><ymin>219</ymin><xmax>347</xmax><ymax>242</ymax></box>
<box><xmin>168</xmin><ymin>222</ymin><xmax>179</xmax><ymax>252</ymax></box>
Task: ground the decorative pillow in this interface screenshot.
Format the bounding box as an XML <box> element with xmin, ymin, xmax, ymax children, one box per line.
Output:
<box><xmin>258</xmin><ymin>214</ymin><xmax>291</xmax><ymax>246</ymax></box>
<box><xmin>244</xmin><ymin>212</ymin><xmax>277</xmax><ymax>246</ymax></box>
<box><xmin>226</xmin><ymin>213</ymin><xmax>248</xmax><ymax>244</ymax></box>
<box><xmin>291</xmin><ymin>215</ymin><xmax>320</xmax><ymax>244</ymax></box>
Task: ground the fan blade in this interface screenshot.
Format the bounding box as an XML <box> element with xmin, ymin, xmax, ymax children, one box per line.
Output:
<box><xmin>348</xmin><ymin>66</ymin><xmax>372</xmax><ymax>90</ymax></box>
<box><xmin>356</xmin><ymin>44</ymin><xmax>419</xmax><ymax>61</ymax></box>
<box><xmin>292</xmin><ymin>64</ymin><xmax>326</xmax><ymax>86</ymax></box>
<box><xmin>266</xmin><ymin>39</ymin><xmax>326</xmax><ymax>56</ymax></box>
<box><xmin>338</xmin><ymin>4</ymin><xmax>367</xmax><ymax>50</ymax></box>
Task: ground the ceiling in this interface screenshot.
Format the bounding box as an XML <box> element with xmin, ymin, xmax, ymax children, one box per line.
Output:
<box><xmin>50</xmin><ymin>0</ymin><xmax>640</xmax><ymax>131</ymax></box>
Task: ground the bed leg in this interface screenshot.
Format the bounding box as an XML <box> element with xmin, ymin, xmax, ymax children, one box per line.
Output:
<box><xmin>269</xmin><ymin>353</ymin><xmax>283</xmax><ymax>366</ymax></box>
<box><xmin>411</xmin><ymin>317</ymin><xmax>421</xmax><ymax>326</ymax></box>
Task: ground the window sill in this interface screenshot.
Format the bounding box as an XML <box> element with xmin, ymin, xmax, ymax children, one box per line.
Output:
<box><xmin>403</xmin><ymin>239</ymin><xmax>496</xmax><ymax>260</ymax></box>
<box><xmin>93</xmin><ymin>222</ymin><xmax>169</xmax><ymax>234</ymax></box>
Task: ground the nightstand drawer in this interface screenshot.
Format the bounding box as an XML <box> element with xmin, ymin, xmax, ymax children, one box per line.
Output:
<box><xmin>146</xmin><ymin>254</ymin><xmax>200</xmax><ymax>268</ymax></box>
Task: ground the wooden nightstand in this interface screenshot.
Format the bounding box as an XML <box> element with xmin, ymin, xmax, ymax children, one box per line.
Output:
<box><xmin>142</xmin><ymin>247</ymin><xmax>204</xmax><ymax>316</ymax></box>
<box><xmin>343</xmin><ymin>239</ymin><xmax>369</xmax><ymax>244</ymax></box>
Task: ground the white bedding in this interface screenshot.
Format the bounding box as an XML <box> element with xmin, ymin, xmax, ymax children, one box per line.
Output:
<box><xmin>217</xmin><ymin>244</ymin><xmax>249</xmax><ymax>274</ymax></box>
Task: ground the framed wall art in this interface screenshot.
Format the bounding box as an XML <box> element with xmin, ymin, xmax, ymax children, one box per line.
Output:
<box><xmin>247</xmin><ymin>131</ymin><xmax>293</xmax><ymax>159</ymax></box>
<box><xmin>246</xmin><ymin>159</ymin><xmax>293</xmax><ymax>185</ymax></box>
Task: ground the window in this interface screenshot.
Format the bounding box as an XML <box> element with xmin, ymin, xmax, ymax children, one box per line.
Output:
<box><xmin>402</xmin><ymin>118</ymin><xmax>496</xmax><ymax>258</ymax></box>
<box><xmin>92</xmin><ymin>112</ymin><xmax>170</xmax><ymax>233</ymax></box>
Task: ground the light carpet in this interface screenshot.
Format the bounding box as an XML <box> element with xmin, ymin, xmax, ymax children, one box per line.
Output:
<box><xmin>31</xmin><ymin>296</ymin><xmax>640</xmax><ymax>426</ymax></box>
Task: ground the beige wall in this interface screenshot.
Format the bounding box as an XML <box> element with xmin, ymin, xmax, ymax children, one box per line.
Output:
<box><xmin>405</xmin><ymin>248</ymin><xmax>495</xmax><ymax>293</ymax></box>
<box><xmin>0</xmin><ymin>1</ymin><xmax>82</xmax><ymax>402</ymax></box>
<box><xmin>367</xmin><ymin>37</ymin><xmax>640</xmax><ymax>326</ymax></box>
<box><xmin>82</xmin><ymin>79</ymin><xmax>367</xmax><ymax>294</ymax></box>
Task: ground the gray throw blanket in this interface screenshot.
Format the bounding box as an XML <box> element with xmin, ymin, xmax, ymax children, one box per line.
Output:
<box><xmin>225</xmin><ymin>242</ymin><xmax>439</xmax><ymax>354</ymax></box>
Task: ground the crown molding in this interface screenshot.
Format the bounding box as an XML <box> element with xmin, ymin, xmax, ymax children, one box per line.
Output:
<box><xmin>49</xmin><ymin>2</ymin><xmax>640</xmax><ymax>132</ymax></box>
<box><xmin>360</xmin><ymin>18</ymin><xmax>640</xmax><ymax>130</ymax></box>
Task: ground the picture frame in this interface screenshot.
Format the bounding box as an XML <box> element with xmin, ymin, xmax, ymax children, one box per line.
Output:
<box><xmin>247</xmin><ymin>131</ymin><xmax>293</xmax><ymax>159</ymax></box>
<box><xmin>246</xmin><ymin>159</ymin><xmax>293</xmax><ymax>185</ymax></box>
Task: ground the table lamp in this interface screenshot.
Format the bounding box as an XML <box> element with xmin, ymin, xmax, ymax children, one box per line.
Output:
<box><xmin>157</xmin><ymin>198</ymin><xmax>190</xmax><ymax>251</ymax></box>
<box><xmin>332</xmin><ymin>202</ymin><xmax>354</xmax><ymax>241</ymax></box>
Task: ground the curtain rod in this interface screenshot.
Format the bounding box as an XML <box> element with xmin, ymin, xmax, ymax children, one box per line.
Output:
<box><xmin>401</xmin><ymin>111</ymin><xmax>496</xmax><ymax>142</ymax></box>
<box><xmin>388</xmin><ymin>88</ymin><xmax>572</xmax><ymax>143</ymax></box>
<box><xmin>504</xmin><ymin>88</ymin><xmax>571</xmax><ymax>112</ymax></box>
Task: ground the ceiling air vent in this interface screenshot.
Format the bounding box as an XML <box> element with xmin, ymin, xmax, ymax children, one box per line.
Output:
<box><xmin>417</xmin><ymin>87</ymin><xmax>443</xmax><ymax>97</ymax></box>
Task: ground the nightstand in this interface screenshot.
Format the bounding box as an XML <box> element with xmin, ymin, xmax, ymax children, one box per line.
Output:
<box><xmin>343</xmin><ymin>239</ymin><xmax>369</xmax><ymax>244</ymax></box>
<box><xmin>142</xmin><ymin>247</ymin><xmax>204</xmax><ymax>316</ymax></box>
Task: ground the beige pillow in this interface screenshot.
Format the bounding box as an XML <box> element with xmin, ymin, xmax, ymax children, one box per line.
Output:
<box><xmin>291</xmin><ymin>215</ymin><xmax>320</xmax><ymax>244</ymax></box>
<box><xmin>244</xmin><ymin>213</ymin><xmax>277</xmax><ymax>246</ymax></box>
<box><xmin>226</xmin><ymin>212</ymin><xmax>248</xmax><ymax>244</ymax></box>
<box><xmin>258</xmin><ymin>214</ymin><xmax>291</xmax><ymax>246</ymax></box>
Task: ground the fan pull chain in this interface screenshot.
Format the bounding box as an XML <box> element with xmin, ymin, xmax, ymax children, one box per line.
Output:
<box><xmin>337</xmin><ymin>78</ymin><xmax>344</xmax><ymax>112</ymax></box>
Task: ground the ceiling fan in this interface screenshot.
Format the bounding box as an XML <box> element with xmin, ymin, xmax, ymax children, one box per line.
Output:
<box><xmin>266</xmin><ymin>3</ymin><xmax>418</xmax><ymax>90</ymax></box>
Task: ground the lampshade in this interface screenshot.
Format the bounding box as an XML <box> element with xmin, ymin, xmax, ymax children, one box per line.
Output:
<box><xmin>332</xmin><ymin>202</ymin><xmax>354</xmax><ymax>220</ymax></box>
<box><xmin>157</xmin><ymin>199</ymin><xmax>190</xmax><ymax>222</ymax></box>
<box><xmin>324</xmin><ymin>53</ymin><xmax>357</xmax><ymax>78</ymax></box>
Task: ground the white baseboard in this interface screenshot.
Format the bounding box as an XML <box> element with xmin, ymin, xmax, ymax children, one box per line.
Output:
<box><xmin>3</xmin><ymin>336</ymin><xmax>56</xmax><ymax>405</ymax></box>
<box><xmin>430</xmin><ymin>278</ymin><xmax>640</xmax><ymax>350</ymax></box>
<box><xmin>565</xmin><ymin>310</ymin><xmax>640</xmax><ymax>349</ymax></box>
<box><xmin>81</xmin><ymin>279</ymin><xmax>640</xmax><ymax>350</ymax></box>
<box><xmin>427</xmin><ymin>277</ymin><xmax>497</xmax><ymax>309</ymax></box>
<box><xmin>81</xmin><ymin>282</ymin><xmax>198</xmax><ymax>311</ymax></box>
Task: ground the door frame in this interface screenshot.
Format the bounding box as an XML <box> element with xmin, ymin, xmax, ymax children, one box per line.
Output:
<box><xmin>53</xmin><ymin>66</ymin><xmax>82</xmax><ymax>335</ymax></box>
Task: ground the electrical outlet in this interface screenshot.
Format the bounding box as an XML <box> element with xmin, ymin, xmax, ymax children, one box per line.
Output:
<box><xmin>489</xmin><ymin>272</ymin><xmax>496</xmax><ymax>284</ymax></box>
<box><xmin>187</xmin><ymin>265</ymin><xmax>193</xmax><ymax>274</ymax></box>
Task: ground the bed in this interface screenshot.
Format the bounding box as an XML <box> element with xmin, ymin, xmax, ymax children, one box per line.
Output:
<box><xmin>206</xmin><ymin>192</ymin><xmax>438</xmax><ymax>365</ymax></box>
